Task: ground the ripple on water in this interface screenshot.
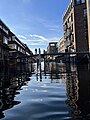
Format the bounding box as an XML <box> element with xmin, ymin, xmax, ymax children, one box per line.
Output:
<box><xmin>32</xmin><ymin>111</ymin><xmax>70</xmax><ymax>120</ymax></box>
<box><xmin>2</xmin><ymin>74</ymin><xmax>70</xmax><ymax>120</ymax></box>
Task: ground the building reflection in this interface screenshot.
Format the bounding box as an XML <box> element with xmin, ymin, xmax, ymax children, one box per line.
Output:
<box><xmin>47</xmin><ymin>62</ymin><xmax>90</xmax><ymax>118</ymax></box>
<box><xmin>0</xmin><ymin>66</ymin><xmax>31</xmax><ymax>119</ymax></box>
<box><xmin>66</xmin><ymin>63</ymin><xmax>90</xmax><ymax>119</ymax></box>
<box><xmin>49</xmin><ymin>62</ymin><xmax>60</xmax><ymax>80</ymax></box>
<box><xmin>45</xmin><ymin>62</ymin><xmax>68</xmax><ymax>83</ymax></box>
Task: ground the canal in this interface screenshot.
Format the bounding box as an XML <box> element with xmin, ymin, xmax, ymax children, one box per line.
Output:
<box><xmin>0</xmin><ymin>62</ymin><xmax>90</xmax><ymax>120</ymax></box>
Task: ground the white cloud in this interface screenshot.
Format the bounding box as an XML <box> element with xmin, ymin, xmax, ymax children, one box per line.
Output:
<box><xmin>30</xmin><ymin>34</ymin><xmax>48</xmax><ymax>41</ymax></box>
<box><xmin>18</xmin><ymin>34</ymin><xmax>60</xmax><ymax>44</ymax></box>
<box><xmin>32</xmin><ymin>17</ymin><xmax>61</xmax><ymax>32</ymax></box>
<box><xmin>18</xmin><ymin>35</ymin><xmax>27</xmax><ymax>40</ymax></box>
<box><xmin>18</xmin><ymin>34</ymin><xmax>48</xmax><ymax>47</ymax></box>
<box><xmin>28</xmin><ymin>43</ymin><xmax>45</xmax><ymax>46</ymax></box>
<box><xmin>17</xmin><ymin>33</ymin><xmax>61</xmax><ymax>54</ymax></box>
<box><xmin>48</xmin><ymin>37</ymin><xmax>60</xmax><ymax>42</ymax></box>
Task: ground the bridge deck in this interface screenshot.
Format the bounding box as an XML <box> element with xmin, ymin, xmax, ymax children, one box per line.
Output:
<box><xmin>9</xmin><ymin>52</ymin><xmax>90</xmax><ymax>59</ymax></box>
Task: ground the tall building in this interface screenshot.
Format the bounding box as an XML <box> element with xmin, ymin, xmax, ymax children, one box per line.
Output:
<box><xmin>47</xmin><ymin>42</ymin><xmax>58</xmax><ymax>54</ymax></box>
<box><xmin>0</xmin><ymin>19</ymin><xmax>10</xmax><ymax>74</ymax></box>
<box><xmin>63</xmin><ymin>0</ymin><xmax>89</xmax><ymax>52</ymax></box>
<box><xmin>58</xmin><ymin>37</ymin><xmax>65</xmax><ymax>52</ymax></box>
<box><xmin>0</xmin><ymin>19</ymin><xmax>10</xmax><ymax>60</ymax></box>
<box><xmin>8</xmin><ymin>31</ymin><xmax>33</xmax><ymax>74</ymax></box>
<box><xmin>47</xmin><ymin>42</ymin><xmax>58</xmax><ymax>60</ymax></box>
<box><xmin>86</xmin><ymin>0</ymin><xmax>90</xmax><ymax>51</ymax></box>
<box><xmin>0</xmin><ymin>19</ymin><xmax>33</xmax><ymax>75</ymax></box>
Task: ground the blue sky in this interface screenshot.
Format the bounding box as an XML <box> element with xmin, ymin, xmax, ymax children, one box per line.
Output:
<box><xmin>0</xmin><ymin>0</ymin><xmax>69</xmax><ymax>53</ymax></box>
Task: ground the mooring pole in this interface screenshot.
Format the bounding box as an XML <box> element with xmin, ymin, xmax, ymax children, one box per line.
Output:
<box><xmin>44</xmin><ymin>50</ymin><xmax>46</xmax><ymax>74</ymax></box>
<box><xmin>35</xmin><ymin>49</ymin><xmax>38</xmax><ymax>76</ymax></box>
<box><xmin>39</xmin><ymin>48</ymin><xmax>42</xmax><ymax>80</ymax></box>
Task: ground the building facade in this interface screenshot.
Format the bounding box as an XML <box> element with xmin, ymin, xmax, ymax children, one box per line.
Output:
<box><xmin>47</xmin><ymin>42</ymin><xmax>58</xmax><ymax>60</ymax></box>
<box><xmin>58</xmin><ymin>37</ymin><xmax>65</xmax><ymax>52</ymax></box>
<box><xmin>0</xmin><ymin>19</ymin><xmax>10</xmax><ymax>76</ymax></box>
<box><xmin>86</xmin><ymin>0</ymin><xmax>90</xmax><ymax>51</ymax></box>
<box><xmin>0</xmin><ymin>19</ymin><xmax>33</xmax><ymax>76</ymax></box>
<box><xmin>8</xmin><ymin>31</ymin><xmax>33</xmax><ymax>75</ymax></box>
<box><xmin>63</xmin><ymin>0</ymin><xmax>88</xmax><ymax>52</ymax></box>
<box><xmin>47</xmin><ymin>42</ymin><xmax>58</xmax><ymax>54</ymax></box>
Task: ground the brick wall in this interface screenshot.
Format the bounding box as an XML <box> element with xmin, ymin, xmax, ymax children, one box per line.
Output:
<box><xmin>74</xmin><ymin>4</ymin><xmax>89</xmax><ymax>52</ymax></box>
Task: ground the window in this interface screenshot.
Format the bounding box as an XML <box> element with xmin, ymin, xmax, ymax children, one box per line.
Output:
<box><xmin>71</xmin><ymin>13</ymin><xmax>73</xmax><ymax>21</ymax></box>
<box><xmin>0</xmin><ymin>47</ymin><xmax>1</xmax><ymax>53</ymax></box>
<box><xmin>18</xmin><ymin>46</ymin><xmax>20</xmax><ymax>51</ymax></box>
<box><xmin>21</xmin><ymin>48</ymin><xmax>23</xmax><ymax>52</ymax></box>
<box><xmin>0</xmin><ymin>25</ymin><xmax>2</xmax><ymax>29</ymax></box>
<box><xmin>81</xmin><ymin>0</ymin><xmax>85</xmax><ymax>3</ymax></box>
<box><xmin>69</xmin><ymin>17</ymin><xmax>71</xmax><ymax>23</ymax></box>
<box><xmin>76</xmin><ymin>0</ymin><xmax>80</xmax><ymax>4</ymax></box>
<box><xmin>84</xmin><ymin>9</ymin><xmax>87</xmax><ymax>17</ymax></box>
<box><xmin>12</xmin><ymin>36</ymin><xmax>15</xmax><ymax>41</ymax></box>
<box><xmin>9</xmin><ymin>44</ymin><xmax>17</xmax><ymax>49</ymax></box>
<box><xmin>3</xmin><ymin>27</ymin><xmax>8</xmax><ymax>34</ymax></box>
<box><xmin>3</xmin><ymin>37</ymin><xmax>8</xmax><ymax>44</ymax></box>
<box><xmin>75</xmin><ymin>0</ymin><xmax>85</xmax><ymax>5</ymax></box>
<box><xmin>84</xmin><ymin>20</ymin><xmax>87</xmax><ymax>28</ymax></box>
<box><xmin>50</xmin><ymin>44</ymin><xmax>55</xmax><ymax>46</ymax></box>
<box><xmin>9</xmin><ymin>37</ymin><xmax>11</xmax><ymax>41</ymax></box>
<box><xmin>85</xmin><ymin>31</ymin><xmax>87</xmax><ymax>37</ymax></box>
<box><xmin>72</xmin><ymin>0</ymin><xmax>75</xmax><ymax>6</ymax></box>
<box><xmin>71</xmin><ymin>24</ymin><xmax>73</xmax><ymax>32</ymax></box>
<box><xmin>14</xmin><ymin>44</ymin><xmax>17</xmax><ymax>49</ymax></box>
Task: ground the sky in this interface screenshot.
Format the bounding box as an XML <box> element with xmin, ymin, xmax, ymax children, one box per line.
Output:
<box><xmin>0</xmin><ymin>0</ymin><xmax>69</xmax><ymax>53</ymax></box>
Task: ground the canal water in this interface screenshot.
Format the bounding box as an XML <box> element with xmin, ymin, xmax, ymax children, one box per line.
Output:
<box><xmin>0</xmin><ymin>62</ymin><xmax>90</xmax><ymax>120</ymax></box>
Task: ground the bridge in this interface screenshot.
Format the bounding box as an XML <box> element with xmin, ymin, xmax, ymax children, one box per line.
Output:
<box><xmin>9</xmin><ymin>51</ymin><xmax>90</xmax><ymax>59</ymax></box>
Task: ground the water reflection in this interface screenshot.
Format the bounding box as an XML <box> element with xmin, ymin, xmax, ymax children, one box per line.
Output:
<box><xmin>0</xmin><ymin>65</ymin><xmax>32</xmax><ymax>119</ymax></box>
<box><xmin>45</xmin><ymin>62</ymin><xmax>90</xmax><ymax>119</ymax></box>
<box><xmin>0</xmin><ymin>62</ymin><xmax>90</xmax><ymax>119</ymax></box>
<box><xmin>65</xmin><ymin>63</ymin><xmax>90</xmax><ymax>119</ymax></box>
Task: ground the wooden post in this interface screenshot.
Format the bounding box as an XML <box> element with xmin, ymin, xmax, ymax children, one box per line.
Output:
<box><xmin>35</xmin><ymin>49</ymin><xmax>38</xmax><ymax>75</ymax></box>
<box><xmin>39</xmin><ymin>48</ymin><xmax>42</xmax><ymax>80</ymax></box>
<box><xmin>44</xmin><ymin>50</ymin><xmax>46</xmax><ymax>74</ymax></box>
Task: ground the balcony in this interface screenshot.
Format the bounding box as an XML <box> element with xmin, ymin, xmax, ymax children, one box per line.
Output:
<box><xmin>71</xmin><ymin>36</ymin><xmax>74</xmax><ymax>42</ymax></box>
<box><xmin>66</xmin><ymin>29</ymin><xmax>72</xmax><ymax>37</ymax></box>
<box><xmin>65</xmin><ymin>40</ymin><xmax>72</xmax><ymax>47</ymax></box>
<box><xmin>63</xmin><ymin>25</ymin><xmax>67</xmax><ymax>31</ymax></box>
<box><xmin>12</xmin><ymin>36</ymin><xmax>16</xmax><ymax>41</ymax></box>
<box><xmin>68</xmin><ymin>21</ymin><xmax>73</xmax><ymax>28</ymax></box>
<box><xmin>64</xmin><ymin>32</ymin><xmax>67</xmax><ymax>39</ymax></box>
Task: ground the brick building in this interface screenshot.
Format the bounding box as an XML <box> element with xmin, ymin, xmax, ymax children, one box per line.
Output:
<box><xmin>47</xmin><ymin>42</ymin><xmax>58</xmax><ymax>60</ymax></box>
<box><xmin>47</xmin><ymin>42</ymin><xmax>58</xmax><ymax>54</ymax></box>
<box><xmin>8</xmin><ymin>31</ymin><xmax>33</xmax><ymax>75</ymax></box>
<box><xmin>0</xmin><ymin>19</ymin><xmax>10</xmax><ymax>76</ymax></box>
<box><xmin>0</xmin><ymin>19</ymin><xmax>33</xmax><ymax>76</ymax></box>
<box><xmin>58</xmin><ymin>37</ymin><xmax>65</xmax><ymax>52</ymax></box>
<box><xmin>86</xmin><ymin>0</ymin><xmax>90</xmax><ymax>51</ymax></box>
<box><xmin>63</xmin><ymin>0</ymin><xmax>89</xmax><ymax>53</ymax></box>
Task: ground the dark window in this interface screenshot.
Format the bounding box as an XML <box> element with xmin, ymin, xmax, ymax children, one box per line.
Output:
<box><xmin>85</xmin><ymin>31</ymin><xmax>88</xmax><ymax>40</ymax></box>
<box><xmin>84</xmin><ymin>20</ymin><xmax>87</xmax><ymax>29</ymax></box>
<box><xmin>72</xmin><ymin>24</ymin><xmax>73</xmax><ymax>32</ymax></box>
<box><xmin>84</xmin><ymin>9</ymin><xmax>87</xmax><ymax>17</ymax></box>
<box><xmin>71</xmin><ymin>13</ymin><xmax>73</xmax><ymax>21</ymax></box>
<box><xmin>76</xmin><ymin>0</ymin><xmax>80</xmax><ymax>4</ymax></box>
<box><xmin>75</xmin><ymin>0</ymin><xmax>85</xmax><ymax>5</ymax></box>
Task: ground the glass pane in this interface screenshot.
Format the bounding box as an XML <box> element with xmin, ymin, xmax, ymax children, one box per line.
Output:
<box><xmin>81</xmin><ymin>0</ymin><xmax>85</xmax><ymax>3</ymax></box>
